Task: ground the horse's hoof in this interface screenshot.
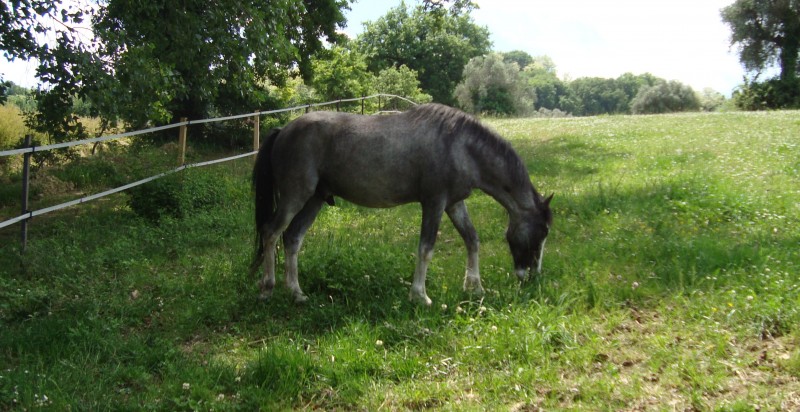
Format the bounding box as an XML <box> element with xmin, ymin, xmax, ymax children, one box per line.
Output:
<box><xmin>463</xmin><ymin>277</ymin><xmax>484</xmax><ymax>295</ymax></box>
<box><xmin>293</xmin><ymin>293</ymin><xmax>309</xmax><ymax>304</ymax></box>
<box><xmin>515</xmin><ymin>269</ymin><xmax>529</xmax><ymax>282</ymax></box>
<box><xmin>258</xmin><ymin>291</ymin><xmax>272</xmax><ymax>302</ymax></box>
<box><xmin>409</xmin><ymin>291</ymin><xmax>432</xmax><ymax>307</ymax></box>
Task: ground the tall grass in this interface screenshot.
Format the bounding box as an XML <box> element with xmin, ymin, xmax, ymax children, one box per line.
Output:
<box><xmin>1</xmin><ymin>111</ymin><xmax>799</xmax><ymax>410</ymax></box>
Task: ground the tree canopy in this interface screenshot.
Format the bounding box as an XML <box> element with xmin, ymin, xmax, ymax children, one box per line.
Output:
<box><xmin>355</xmin><ymin>1</ymin><xmax>491</xmax><ymax>105</ymax></box>
<box><xmin>454</xmin><ymin>53</ymin><xmax>533</xmax><ymax>115</ymax></box>
<box><xmin>630</xmin><ymin>80</ymin><xmax>700</xmax><ymax>114</ymax></box>
<box><xmin>722</xmin><ymin>0</ymin><xmax>800</xmax><ymax>82</ymax></box>
<box><xmin>1</xmin><ymin>0</ymin><xmax>351</xmax><ymax>141</ymax></box>
<box><xmin>722</xmin><ymin>0</ymin><xmax>800</xmax><ymax>109</ymax></box>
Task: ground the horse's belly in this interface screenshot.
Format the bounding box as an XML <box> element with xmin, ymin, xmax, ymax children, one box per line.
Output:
<box><xmin>322</xmin><ymin>177</ymin><xmax>417</xmax><ymax>208</ymax></box>
<box><xmin>334</xmin><ymin>187</ymin><xmax>416</xmax><ymax>208</ymax></box>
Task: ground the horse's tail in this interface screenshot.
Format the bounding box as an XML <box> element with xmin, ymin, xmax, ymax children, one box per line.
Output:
<box><xmin>250</xmin><ymin>127</ymin><xmax>282</xmax><ymax>275</ymax></box>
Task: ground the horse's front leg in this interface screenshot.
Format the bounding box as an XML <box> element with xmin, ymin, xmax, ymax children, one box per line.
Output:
<box><xmin>446</xmin><ymin>201</ymin><xmax>483</xmax><ymax>295</ymax></box>
<box><xmin>410</xmin><ymin>201</ymin><xmax>445</xmax><ymax>306</ymax></box>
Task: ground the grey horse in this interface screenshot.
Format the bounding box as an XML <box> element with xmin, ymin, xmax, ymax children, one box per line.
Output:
<box><xmin>251</xmin><ymin>103</ymin><xmax>552</xmax><ymax>306</ymax></box>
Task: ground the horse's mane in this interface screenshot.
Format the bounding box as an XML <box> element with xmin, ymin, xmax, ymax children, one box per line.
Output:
<box><xmin>406</xmin><ymin>104</ymin><xmax>532</xmax><ymax>190</ymax></box>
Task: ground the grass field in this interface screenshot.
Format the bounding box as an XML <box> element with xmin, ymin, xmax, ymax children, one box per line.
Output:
<box><xmin>1</xmin><ymin>111</ymin><xmax>799</xmax><ymax>410</ymax></box>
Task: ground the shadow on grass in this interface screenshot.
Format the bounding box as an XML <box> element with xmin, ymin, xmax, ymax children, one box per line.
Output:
<box><xmin>512</xmin><ymin>136</ymin><xmax>628</xmax><ymax>180</ymax></box>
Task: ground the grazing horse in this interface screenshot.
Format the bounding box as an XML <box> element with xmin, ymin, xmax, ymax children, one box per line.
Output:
<box><xmin>251</xmin><ymin>103</ymin><xmax>552</xmax><ymax>306</ymax></box>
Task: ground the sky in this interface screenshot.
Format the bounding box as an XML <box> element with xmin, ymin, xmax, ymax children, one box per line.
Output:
<box><xmin>342</xmin><ymin>0</ymin><xmax>747</xmax><ymax>96</ymax></box>
<box><xmin>2</xmin><ymin>0</ymin><xmax>747</xmax><ymax>96</ymax></box>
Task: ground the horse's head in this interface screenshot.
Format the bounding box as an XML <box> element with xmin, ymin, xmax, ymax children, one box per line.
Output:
<box><xmin>506</xmin><ymin>193</ymin><xmax>553</xmax><ymax>281</ymax></box>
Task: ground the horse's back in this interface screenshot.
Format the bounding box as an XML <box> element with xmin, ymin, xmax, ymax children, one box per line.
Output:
<box><xmin>271</xmin><ymin>109</ymin><xmax>468</xmax><ymax>208</ymax></box>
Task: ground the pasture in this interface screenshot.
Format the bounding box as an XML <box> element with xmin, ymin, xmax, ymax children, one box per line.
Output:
<box><xmin>1</xmin><ymin>111</ymin><xmax>799</xmax><ymax>410</ymax></box>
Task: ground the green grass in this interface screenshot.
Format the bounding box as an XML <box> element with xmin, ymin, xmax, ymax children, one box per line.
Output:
<box><xmin>1</xmin><ymin>111</ymin><xmax>799</xmax><ymax>410</ymax></box>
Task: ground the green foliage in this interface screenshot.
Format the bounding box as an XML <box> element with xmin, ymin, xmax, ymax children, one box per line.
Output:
<box><xmin>561</xmin><ymin>77</ymin><xmax>630</xmax><ymax>116</ymax></box>
<box><xmin>733</xmin><ymin>76</ymin><xmax>800</xmax><ymax>110</ymax></box>
<box><xmin>698</xmin><ymin>88</ymin><xmax>728</xmax><ymax>112</ymax></box>
<box><xmin>560</xmin><ymin>73</ymin><xmax>663</xmax><ymax>116</ymax></box>
<box><xmin>722</xmin><ymin>0</ymin><xmax>800</xmax><ymax>83</ymax></box>
<box><xmin>1</xmin><ymin>0</ymin><xmax>350</xmax><ymax>144</ymax></box>
<box><xmin>372</xmin><ymin>65</ymin><xmax>432</xmax><ymax>108</ymax></box>
<box><xmin>522</xmin><ymin>55</ymin><xmax>569</xmax><ymax>111</ymax></box>
<box><xmin>127</xmin><ymin>168</ymin><xmax>243</xmax><ymax>222</ymax></box>
<box><xmin>0</xmin><ymin>105</ymin><xmax>25</xmax><ymax>150</ymax></box>
<box><xmin>454</xmin><ymin>53</ymin><xmax>534</xmax><ymax>115</ymax></box>
<box><xmin>356</xmin><ymin>1</ymin><xmax>491</xmax><ymax>105</ymax></box>
<box><xmin>502</xmin><ymin>50</ymin><xmax>534</xmax><ymax>69</ymax></box>
<box><xmin>630</xmin><ymin>80</ymin><xmax>700</xmax><ymax>114</ymax></box>
<box><xmin>312</xmin><ymin>45</ymin><xmax>374</xmax><ymax>103</ymax></box>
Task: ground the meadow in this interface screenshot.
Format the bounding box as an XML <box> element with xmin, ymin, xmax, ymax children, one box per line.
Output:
<box><xmin>1</xmin><ymin>110</ymin><xmax>799</xmax><ymax>410</ymax></box>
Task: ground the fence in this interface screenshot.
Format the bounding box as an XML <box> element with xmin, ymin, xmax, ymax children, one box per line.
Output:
<box><xmin>0</xmin><ymin>94</ymin><xmax>418</xmax><ymax>250</ymax></box>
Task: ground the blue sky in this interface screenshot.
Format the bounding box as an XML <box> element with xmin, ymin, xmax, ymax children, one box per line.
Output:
<box><xmin>2</xmin><ymin>0</ymin><xmax>746</xmax><ymax>96</ymax></box>
<box><xmin>343</xmin><ymin>0</ymin><xmax>747</xmax><ymax>96</ymax></box>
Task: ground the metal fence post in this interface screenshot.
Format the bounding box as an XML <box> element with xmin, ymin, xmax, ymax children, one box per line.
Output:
<box><xmin>21</xmin><ymin>134</ymin><xmax>32</xmax><ymax>252</ymax></box>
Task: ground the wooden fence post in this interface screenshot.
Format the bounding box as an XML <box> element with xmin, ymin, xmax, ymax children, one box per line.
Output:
<box><xmin>178</xmin><ymin>117</ymin><xmax>188</xmax><ymax>165</ymax></box>
<box><xmin>253</xmin><ymin>112</ymin><xmax>260</xmax><ymax>153</ymax></box>
<box><xmin>361</xmin><ymin>96</ymin><xmax>365</xmax><ymax>115</ymax></box>
<box><xmin>21</xmin><ymin>134</ymin><xmax>32</xmax><ymax>252</ymax></box>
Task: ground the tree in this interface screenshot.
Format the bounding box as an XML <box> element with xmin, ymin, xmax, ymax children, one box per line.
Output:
<box><xmin>562</xmin><ymin>77</ymin><xmax>630</xmax><ymax>116</ymax></box>
<box><xmin>722</xmin><ymin>0</ymin><xmax>800</xmax><ymax>109</ymax></box>
<box><xmin>698</xmin><ymin>88</ymin><xmax>727</xmax><ymax>111</ymax></box>
<box><xmin>0</xmin><ymin>0</ymin><xmax>351</xmax><ymax>143</ymax></box>
<box><xmin>454</xmin><ymin>53</ymin><xmax>534</xmax><ymax>115</ymax></box>
<box><xmin>372</xmin><ymin>65</ymin><xmax>432</xmax><ymax>109</ymax></box>
<box><xmin>522</xmin><ymin>55</ymin><xmax>568</xmax><ymax>110</ymax></box>
<box><xmin>722</xmin><ymin>0</ymin><xmax>800</xmax><ymax>83</ymax></box>
<box><xmin>502</xmin><ymin>50</ymin><xmax>534</xmax><ymax>69</ymax></box>
<box><xmin>356</xmin><ymin>1</ymin><xmax>491</xmax><ymax>105</ymax></box>
<box><xmin>312</xmin><ymin>45</ymin><xmax>374</xmax><ymax>103</ymax></box>
<box><xmin>630</xmin><ymin>80</ymin><xmax>700</xmax><ymax>114</ymax></box>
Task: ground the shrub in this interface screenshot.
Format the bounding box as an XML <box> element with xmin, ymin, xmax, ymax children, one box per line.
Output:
<box><xmin>127</xmin><ymin>169</ymin><xmax>238</xmax><ymax>222</ymax></box>
<box><xmin>0</xmin><ymin>104</ymin><xmax>26</xmax><ymax>150</ymax></box>
<box><xmin>454</xmin><ymin>53</ymin><xmax>535</xmax><ymax>116</ymax></box>
<box><xmin>631</xmin><ymin>80</ymin><xmax>700</xmax><ymax>114</ymax></box>
<box><xmin>733</xmin><ymin>77</ymin><xmax>800</xmax><ymax>110</ymax></box>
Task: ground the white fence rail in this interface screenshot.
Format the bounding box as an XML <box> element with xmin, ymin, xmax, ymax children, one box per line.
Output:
<box><xmin>0</xmin><ymin>94</ymin><xmax>417</xmax><ymax>238</ymax></box>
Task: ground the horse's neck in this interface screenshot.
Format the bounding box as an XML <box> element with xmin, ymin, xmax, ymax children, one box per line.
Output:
<box><xmin>471</xmin><ymin>145</ymin><xmax>536</xmax><ymax>217</ymax></box>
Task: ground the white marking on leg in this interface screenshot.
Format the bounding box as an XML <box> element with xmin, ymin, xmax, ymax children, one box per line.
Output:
<box><xmin>463</xmin><ymin>249</ymin><xmax>484</xmax><ymax>294</ymax></box>
<box><xmin>536</xmin><ymin>239</ymin><xmax>547</xmax><ymax>274</ymax></box>
<box><xmin>410</xmin><ymin>249</ymin><xmax>433</xmax><ymax>306</ymax></box>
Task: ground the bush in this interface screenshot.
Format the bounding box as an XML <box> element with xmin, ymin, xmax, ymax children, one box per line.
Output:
<box><xmin>631</xmin><ymin>80</ymin><xmax>700</xmax><ymax>114</ymax></box>
<box><xmin>127</xmin><ymin>169</ymin><xmax>239</xmax><ymax>222</ymax></box>
<box><xmin>733</xmin><ymin>77</ymin><xmax>800</xmax><ymax>110</ymax></box>
<box><xmin>454</xmin><ymin>53</ymin><xmax>535</xmax><ymax>116</ymax></box>
<box><xmin>0</xmin><ymin>104</ymin><xmax>26</xmax><ymax>150</ymax></box>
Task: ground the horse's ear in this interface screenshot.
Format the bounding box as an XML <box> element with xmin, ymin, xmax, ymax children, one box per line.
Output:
<box><xmin>544</xmin><ymin>193</ymin><xmax>554</xmax><ymax>206</ymax></box>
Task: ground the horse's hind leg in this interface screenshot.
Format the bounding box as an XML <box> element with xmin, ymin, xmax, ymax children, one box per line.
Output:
<box><xmin>282</xmin><ymin>195</ymin><xmax>325</xmax><ymax>303</ymax></box>
<box><xmin>258</xmin><ymin>199</ymin><xmax>307</xmax><ymax>301</ymax></box>
<box><xmin>446</xmin><ymin>201</ymin><xmax>483</xmax><ymax>295</ymax></box>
